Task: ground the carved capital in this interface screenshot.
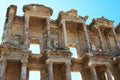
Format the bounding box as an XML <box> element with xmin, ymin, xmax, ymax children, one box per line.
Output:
<box><xmin>61</xmin><ymin>19</ymin><xmax>65</xmax><ymax>24</ymax></box>
<box><xmin>0</xmin><ymin>59</ymin><xmax>6</xmax><ymax>64</ymax></box>
<box><xmin>46</xmin><ymin>60</ymin><xmax>53</xmax><ymax>64</ymax></box>
<box><xmin>21</xmin><ymin>60</ymin><xmax>28</xmax><ymax>66</ymax></box>
<box><xmin>65</xmin><ymin>62</ymin><xmax>71</xmax><ymax>67</ymax></box>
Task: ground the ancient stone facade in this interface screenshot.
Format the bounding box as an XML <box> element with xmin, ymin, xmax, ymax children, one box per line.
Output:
<box><xmin>0</xmin><ymin>4</ymin><xmax>120</xmax><ymax>80</ymax></box>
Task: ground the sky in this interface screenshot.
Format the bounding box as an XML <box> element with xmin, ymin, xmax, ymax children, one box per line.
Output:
<box><xmin>0</xmin><ymin>0</ymin><xmax>120</xmax><ymax>80</ymax></box>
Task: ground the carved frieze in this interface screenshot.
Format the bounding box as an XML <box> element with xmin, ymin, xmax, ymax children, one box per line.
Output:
<box><xmin>0</xmin><ymin>46</ymin><xmax>29</xmax><ymax>60</ymax></box>
<box><xmin>45</xmin><ymin>50</ymin><xmax>72</xmax><ymax>59</ymax></box>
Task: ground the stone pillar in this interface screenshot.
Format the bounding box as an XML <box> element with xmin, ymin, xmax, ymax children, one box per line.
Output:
<box><xmin>80</xmin><ymin>68</ymin><xmax>92</xmax><ymax>80</ymax></box>
<box><xmin>61</xmin><ymin>19</ymin><xmax>68</xmax><ymax>48</ymax></box>
<box><xmin>24</xmin><ymin>15</ymin><xmax>30</xmax><ymax>50</ymax></box>
<box><xmin>41</xmin><ymin>70</ymin><xmax>46</xmax><ymax>80</ymax></box>
<box><xmin>106</xmin><ymin>69</ymin><xmax>112</xmax><ymax>80</ymax></box>
<box><xmin>40</xmin><ymin>41</ymin><xmax>43</xmax><ymax>54</ymax></box>
<box><xmin>76</xmin><ymin>43</ymin><xmax>80</xmax><ymax>58</ymax></box>
<box><xmin>83</xmin><ymin>23</ymin><xmax>91</xmax><ymax>52</ymax></box>
<box><xmin>65</xmin><ymin>62</ymin><xmax>72</xmax><ymax>80</ymax></box>
<box><xmin>58</xmin><ymin>25</ymin><xmax>63</xmax><ymax>48</ymax></box>
<box><xmin>96</xmin><ymin>25</ymin><xmax>105</xmax><ymax>51</ymax></box>
<box><xmin>46</xmin><ymin>18</ymin><xmax>51</xmax><ymax>50</ymax></box>
<box><xmin>3</xmin><ymin>12</ymin><xmax>15</xmax><ymax>44</ymax></box>
<box><xmin>47</xmin><ymin>62</ymin><xmax>54</xmax><ymax>80</ymax></box>
<box><xmin>90</xmin><ymin>66</ymin><xmax>98</xmax><ymax>80</ymax></box>
<box><xmin>111</xmin><ymin>27</ymin><xmax>120</xmax><ymax>50</ymax></box>
<box><xmin>0</xmin><ymin>60</ymin><xmax>6</xmax><ymax>80</ymax></box>
<box><xmin>80</xmin><ymin>69</ymin><xmax>86</xmax><ymax>80</ymax></box>
<box><xmin>21</xmin><ymin>60</ymin><xmax>28</xmax><ymax>80</ymax></box>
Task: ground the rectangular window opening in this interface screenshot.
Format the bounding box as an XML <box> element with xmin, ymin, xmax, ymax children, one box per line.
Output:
<box><xmin>69</xmin><ymin>47</ymin><xmax>78</xmax><ymax>58</ymax></box>
<box><xmin>29</xmin><ymin>71</ymin><xmax>40</xmax><ymax>80</ymax></box>
<box><xmin>29</xmin><ymin>44</ymin><xmax>40</xmax><ymax>54</ymax></box>
<box><xmin>71</xmin><ymin>72</ymin><xmax>82</xmax><ymax>80</ymax></box>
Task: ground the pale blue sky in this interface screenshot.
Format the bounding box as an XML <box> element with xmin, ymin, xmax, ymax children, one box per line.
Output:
<box><xmin>0</xmin><ymin>0</ymin><xmax>120</xmax><ymax>80</ymax></box>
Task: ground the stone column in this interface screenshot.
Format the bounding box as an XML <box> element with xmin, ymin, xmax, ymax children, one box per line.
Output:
<box><xmin>3</xmin><ymin>12</ymin><xmax>15</xmax><ymax>44</ymax></box>
<box><xmin>40</xmin><ymin>41</ymin><xmax>43</xmax><ymax>54</ymax></box>
<box><xmin>80</xmin><ymin>69</ymin><xmax>86</xmax><ymax>80</ymax></box>
<box><xmin>106</xmin><ymin>65</ymin><xmax>113</xmax><ymax>80</ymax></box>
<box><xmin>46</xmin><ymin>18</ymin><xmax>51</xmax><ymax>50</ymax></box>
<box><xmin>76</xmin><ymin>43</ymin><xmax>80</xmax><ymax>58</ymax></box>
<box><xmin>0</xmin><ymin>60</ymin><xmax>6</xmax><ymax>80</ymax></box>
<box><xmin>65</xmin><ymin>62</ymin><xmax>72</xmax><ymax>80</ymax></box>
<box><xmin>96</xmin><ymin>25</ymin><xmax>105</xmax><ymax>51</ymax></box>
<box><xmin>21</xmin><ymin>60</ymin><xmax>28</xmax><ymax>80</ymax></box>
<box><xmin>90</xmin><ymin>66</ymin><xmax>98</xmax><ymax>80</ymax></box>
<box><xmin>47</xmin><ymin>62</ymin><xmax>54</xmax><ymax>80</ymax></box>
<box><xmin>41</xmin><ymin>69</ymin><xmax>46</xmax><ymax>80</ymax></box>
<box><xmin>106</xmin><ymin>69</ymin><xmax>112</xmax><ymax>80</ymax></box>
<box><xmin>24</xmin><ymin>15</ymin><xmax>30</xmax><ymax>50</ymax></box>
<box><xmin>83</xmin><ymin>23</ymin><xmax>91</xmax><ymax>52</ymax></box>
<box><xmin>61</xmin><ymin>19</ymin><xmax>68</xmax><ymax>48</ymax></box>
<box><xmin>111</xmin><ymin>27</ymin><xmax>120</xmax><ymax>50</ymax></box>
<box><xmin>58</xmin><ymin>25</ymin><xmax>63</xmax><ymax>48</ymax></box>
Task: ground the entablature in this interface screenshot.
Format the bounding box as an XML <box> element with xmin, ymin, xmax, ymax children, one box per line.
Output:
<box><xmin>23</xmin><ymin>4</ymin><xmax>53</xmax><ymax>18</ymax></box>
<box><xmin>89</xmin><ymin>17</ymin><xmax>114</xmax><ymax>31</ymax></box>
<box><xmin>57</xmin><ymin>9</ymin><xmax>87</xmax><ymax>24</ymax></box>
<box><xmin>115</xmin><ymin>23</ymin><xmax>120</xmax><ymax>34</ymax></box>
<box><xmin>45</xmin><ymin>50</ymin><xmax>72</xmax><ymax>60</ymax></box>
<box><xmin>0</xmin><ymin>45</ymin><xmax>30</xmax><ymax>60</ymax></box>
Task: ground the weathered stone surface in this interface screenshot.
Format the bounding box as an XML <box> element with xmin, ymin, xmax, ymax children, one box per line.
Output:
<box><xmin>0</xmin><ymin>3</ymin><xmax>120</xmax><ymax>80</ymax></box>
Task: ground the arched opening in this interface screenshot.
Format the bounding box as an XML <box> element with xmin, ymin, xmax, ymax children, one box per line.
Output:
<box><xmin>29</xmin><ymin>71</ymin><xmax>40</xmax><ymax>80</ymax></box>
<box><xmin>71</xmin><ymin>72</ymin><xmax>82</xmax><ymax>80</ymax></box>
<box><xmin>29</xmin><ymin>44</ymin><xmax>40</xmax><ymax>54</ymax></box>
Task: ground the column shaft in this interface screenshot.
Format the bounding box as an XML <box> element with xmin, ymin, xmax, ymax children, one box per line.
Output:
<box><xmin>62</xmin><ymin>20</ymin><xmax>68</xmax><ymax>47</ymax></box>
<box><xmin>40</xmin><ymin>42</ymin><xmax>43</xmax><ymax>53</ymax></box>
<box><xmin>21</xmin><ymin>61</ymin><xmax>27</xmax><ymax>80</ymax></box>
<box><xmin>4</xmin><ymin>13</ymin><xmax>14</xmax><ymax>43</ymax></box>
<box><xmin>46</xmin><ymin>18</ymin><xmax>51</xmax><ymax>49</ymax></box>
<box><xmin>83</xmin><ymin>23</ymin><xmax>91</xmax><ymax>52</ymax></box>
<box><xmin>106</xmin><ymin>69</ymin><xmax>112</xmax><ymax>80</ymax></box>
<box><xmin>41</xmin><ymin>70</ymin><xmax>46</xmax><ymax>80</ymax></box>
<box><xmin>0</xmin><ymin>60</ymin><xmax>6</xmax><ymax>80</ymax></box>
<box><xmin>111</xmin><ymin>27</ymin><xmax>120</xmax><ymax>50</ymax></box>
<box><xmin>97</xmin><ymin>25</ymin><xmax>105</xmax><ymax>51</ymax></box>
<box><xmin>24</xmin><ymin>15</ymin><xmax>30</xmax><ymax>49</ymax></box>
<box><xmin>48</xmin><ymin>63</ymin><xmax>54</xmax><ymax>80</ymax></box>
<box><xmin>65</xmin><ymin>63</ymin><xmax>72</xmax><ymax>80</ymax></box>
<box><xmin>58</xmin><ymin>26</ymin><xmax>63</xmax><ymax>48</ymax></box>
<box><xmin>90</xmin><ymin>66</ymin><xmax>98</xmax><ymax>80</ymax></box>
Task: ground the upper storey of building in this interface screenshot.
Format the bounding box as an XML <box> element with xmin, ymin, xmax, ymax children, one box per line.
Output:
<box><xmin>1</xmin><ymin>4</ymin><xmax>120</xmax><ymax>58</ymax></box>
